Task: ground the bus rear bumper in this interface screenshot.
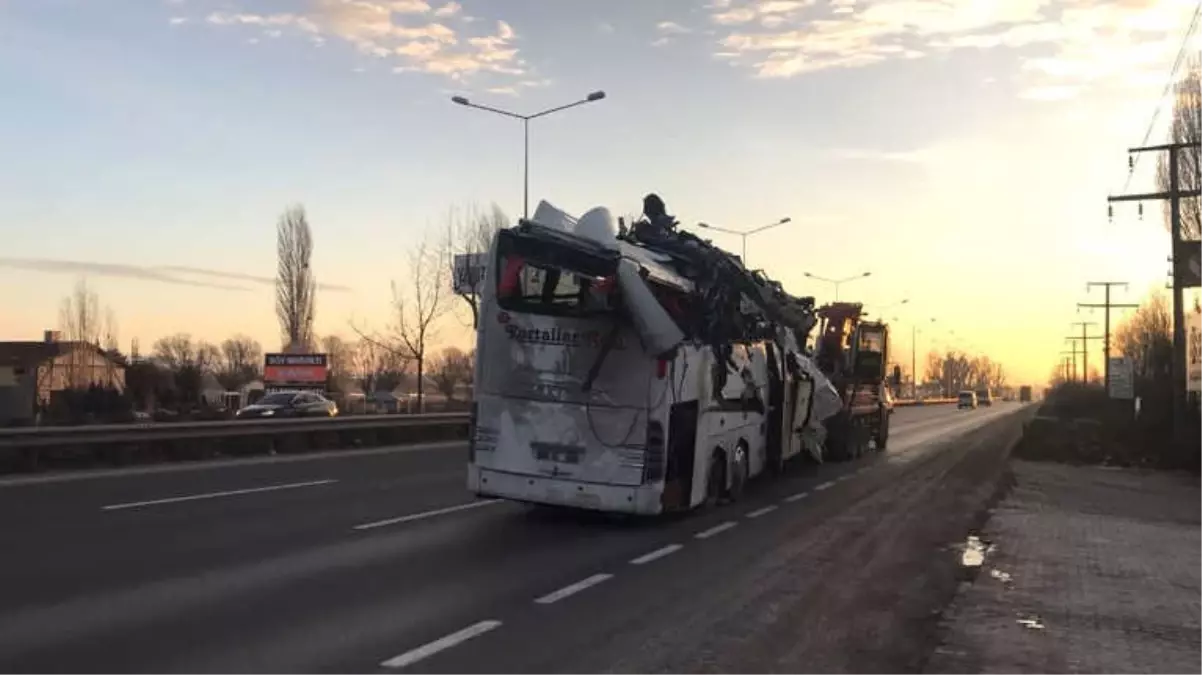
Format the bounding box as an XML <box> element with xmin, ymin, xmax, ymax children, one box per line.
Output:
<box><xmin>468</xmin><ymin>465</ymin><xmax>663</xmax><ymax>515</ymax></box>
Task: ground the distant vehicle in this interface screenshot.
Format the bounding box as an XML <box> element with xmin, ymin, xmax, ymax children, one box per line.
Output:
<box><xmin>235</xmin><ymin>391</ymin><xmax>338</xmax><ymax>419</ymax></box>
<box><xmin>957</xmin><ymin>390</ymin><xmax>978</xmax><ymax>409</ymax></box>
<box><xmin>975</xmin><ymin>388</ymin><xmax>993</xmax><ymax>406</ymax></box>
<box><xmin>1019</xmin><ymin>385</ymin><xmax>1033</xmax><ymax>403</ymax></box>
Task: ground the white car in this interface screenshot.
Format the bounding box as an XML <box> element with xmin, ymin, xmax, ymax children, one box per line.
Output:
<box><xmin>957</xmin><ymin>390</ymin><xmax>978</xmax><ymax>409</ymax></box>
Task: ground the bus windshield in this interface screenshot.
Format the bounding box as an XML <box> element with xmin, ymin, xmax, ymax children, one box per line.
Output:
<box><xmin>495</xmin><ymin>251</ymin><xmax>617</xmax><ymax>318</ymax></box>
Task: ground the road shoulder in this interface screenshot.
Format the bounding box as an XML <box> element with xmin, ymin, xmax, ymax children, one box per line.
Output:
<box><xmin>926</xmin><ymin>460</ymin><xmax>1202</xmax><ymax>674</ymax></box>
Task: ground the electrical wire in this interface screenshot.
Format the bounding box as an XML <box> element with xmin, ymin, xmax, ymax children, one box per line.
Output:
<box><xmin>1122</xmin><ymin>0</ymin><xmax>1201</xmax><ymax>194</ymax></box>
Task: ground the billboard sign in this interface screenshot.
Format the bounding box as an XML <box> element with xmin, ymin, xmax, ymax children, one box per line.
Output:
<box><xmin>1188</xmin><ymin>307</ymin><xmax>1201</xmax><ymax>393</ymax></box>
<box><xmin>264</xmin><ymin>353</ymin><xmax>328</xmax><ymax>387</ymax></box>
<box><xmin>1107</xmin><ymin>356</ymin><xmax>1134</xmax><ymax>400</ymax></box>
<box><xmin>453</xmin><ymin>253</ymin><xmax>488</xmax><ymax>295</ymax></box>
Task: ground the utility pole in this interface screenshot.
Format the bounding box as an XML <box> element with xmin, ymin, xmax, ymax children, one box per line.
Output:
<box><xmin>1063</xmin><ymin>339</ymin><xmax>1084</xmax><ymax>382</ymax></box>
<box><xmin>1078</xmin><ymin>282</ymin><xmax>1140</xmax><ymax>393</ymax></box>
<box><xmin>1067</xmin><ymin>322</ymin><xmax>1102</xmax><ymax>384</ymax></box>
<box><xmin>1109</xmin><ymin>140</ymin><xmax>1202</xmax><ymax>441</ymax></box>
<box><xmin>1062</xmin><ymin>348</ymin><xmax>1081</xmax><ymax>381</ymax></box>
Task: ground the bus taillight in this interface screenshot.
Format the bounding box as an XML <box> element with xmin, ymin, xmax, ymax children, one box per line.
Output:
<box><xmin>656</xmin><ymin>358</ymin><xmax>669</xmax><ymax>379</ymax></box>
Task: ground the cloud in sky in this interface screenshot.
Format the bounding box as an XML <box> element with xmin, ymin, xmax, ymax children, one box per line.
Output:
<box><xmin>0</xmin><ymin>259</ymin><xmax>254</xmax><ymax>291</ymax></box>
<box><xmin>197</xmin><ymin>0</ymin><xmax>533</xmax><ymax>87</ymax></box>
<box><xmin>0</xmin><ymin>260</ymin><xmax>354</xmax><ymax>293</ymax></box>
<box><xmin>156</xmin><ymin>266</ymin><xmax>354</xmax><ymax>292</ymax></box>
<box><xmin>686</xmin><ymin>0</ymin><xmax>1196</xmax><ymax>98</ymax></box>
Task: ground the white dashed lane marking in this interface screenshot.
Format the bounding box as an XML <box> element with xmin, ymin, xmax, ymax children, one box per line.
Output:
<box><xmin>380</xmin><ymin>620</ymin><xmax>503</xmax><ymax>669</ymax></box>
<box><xmin>783</xmin><ymin>491</ymin><xmax>810</xmax><ymax>503</ymax></box>
<box><xmin>815</xmin><ymin>480</ymin><xmax>836</xmax><ymax>491</ymax></box>
<box><xmin>630</xmin><ymin>544</ymin><xmax>683</xmax><ymax>565</ymax></box>
<box><xmin>695</xmin><ymin>521</ymin><xmax>738</xmax><ymax>539</ymax></box>
<box><xmin>746</xmin><ymin>505</ymin><xmax>778</xmax><ymax>519</ymax></box>
<box><xmin>534</xmin><ymin>574</ymin><xmax>613</xmax><ymax>605</ymax></box>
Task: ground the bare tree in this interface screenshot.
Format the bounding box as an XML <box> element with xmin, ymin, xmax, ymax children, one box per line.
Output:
<box><xmin>351</xmin><ymin>338</ymin><xmax>409</xmax><ymax>395</ymax></box>
<box><xmin>153</xmin><ymin>333</ymin><xmax>220</xmax><ymax>405</ymax></box>
<box><xmin>320</xmin><ymin>334</ymin><xmax>356</xmax><ymax>393</ymax></box>
<box><xmin>1115</xmin><ymin>290</ymin><xmax>1173</xmax><ymax>382</ymax></box>
<box><xmin>389</xmin><ymin>235</ymin><xmax>451</xmax><ymax>410</ymax></box>
<box><xmin>58</xmin><ymin>278</ymin><xmax>106</xmax><ymax>389</ymax></box>
<box><xmin>218</xmin><ymin>335</ymin><xmax>263</xmax><ymax>390</ymax></box>
<box><xmin>1157</xmin><ymin>55</ymin><xmax>1200</xmax><ymax>240</ymax></box>
<box><xmin>925</xmin><ymin>349</ymin><xmax>978</xmax><ymax>396</ymax></box>
<box><xmin>275</xmin><ymin>205</ymin><xmax>317</xmax><ymax>352</ymax></box>
<box><xmin>428</xmin><ymin>346</ymin><xmax>473</xmax><ymax>400</ymax></box>
<box><xmin>446</xmin><ymin>203</ymin><xmax>508</xmax><ymax>329</ymax></box>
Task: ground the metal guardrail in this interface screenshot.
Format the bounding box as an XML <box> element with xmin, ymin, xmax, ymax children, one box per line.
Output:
<box><xmin>893</xmin><ymin>398</ymin><xmax>957</xmax><ymax>407</ymax></box>
<box><xmin>0</xmin><ymin>413</ymin><xmax>471</xmax><ymax>450</ymax></box>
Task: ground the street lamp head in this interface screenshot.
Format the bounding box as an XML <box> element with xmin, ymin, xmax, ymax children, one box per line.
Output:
<box><xmin>697</xmin><ymin>222</ymin><xmax>712</xmax><ymax>229</ymax></box>
<box><xmin>803</xmin><ymin>272</ymin><xmax>814</xmax><ymax>278</ymax></box>
<box><xmin>900</xmin><ymin>298</ymin><xmax>910</xmax><ymax>305</ymax></box>
<box><xmin>451</xmin><ymin>95</ymin><xmax>470</xmax><ymax>105</ymax></box>
<box><xmin>779</xmin><ymin>217</ymin><xmax>792</xmax><ymax>224</ymax></box>
<box><xmin>586</xmin><ymin>90</ymin><xmax>606</xmax><ymax>101</ymax></box>
<box><xmin>862</xmin><ymin>271</ymin><xmax>872</xmax><ymax>278</ymax></box>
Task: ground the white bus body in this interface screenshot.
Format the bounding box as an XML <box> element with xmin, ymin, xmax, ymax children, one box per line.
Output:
<box><xmin>467</xmin><ymin>204</ymin><xmax>834</xmax><ymax>515</ymax></box>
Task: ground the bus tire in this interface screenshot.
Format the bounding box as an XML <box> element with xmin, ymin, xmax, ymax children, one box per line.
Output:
<box><xmin>727</xmin><ymin>441</ymin><xmax>750</xmax><ymax>502</ymax></box>
<box><xmin>704</xmin><ymin>450</ymin><xmax>726</xmax><ymax>509</ymax></box>
<box><xmin>876</xmin><ymin>409</ymin><xmax>890</xmax><ymax>451</ymax></box>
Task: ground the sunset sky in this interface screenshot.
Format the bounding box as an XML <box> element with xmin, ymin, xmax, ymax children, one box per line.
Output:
<box><xmin>1</xmin><ymin>0</ymin><xmax>1198</xmax><ymax>387</ymax></box>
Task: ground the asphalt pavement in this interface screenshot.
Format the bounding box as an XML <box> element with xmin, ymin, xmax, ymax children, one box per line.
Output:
<box><xmin>0</xmin><ymin>403</ymin><xmax>1029</xmax><ymax>673</ymax></box>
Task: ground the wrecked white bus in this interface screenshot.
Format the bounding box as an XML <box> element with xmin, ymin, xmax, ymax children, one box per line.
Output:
<box><xmin>466</xmin><ymin>203</ymin><xmax>843</xmax><ymax>515</ymax></box>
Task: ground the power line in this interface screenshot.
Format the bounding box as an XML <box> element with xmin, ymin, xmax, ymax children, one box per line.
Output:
<box><xmin>1121</xmin><ymin>0</ymin><xmax>1201</xmax><ymax>194</ymax></box>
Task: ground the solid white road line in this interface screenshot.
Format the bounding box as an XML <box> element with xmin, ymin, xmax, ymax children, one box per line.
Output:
<box><xmin>746</xmin><ymin>505</ymin><xmax>778</xmax><ymax>519</ymax></box>
<box><xmin>534</xmin><ymin>573</ymin><xmax>614</xmax><ymax>605</ymax></box>
<box><xmin>630</xmin><ymin>544</ymin><xmax>683</xmax><ymax>565</ymax></box>
<box><xmin>2</xmin><ymin>441</ymin><xmax>467</xmax><ymax>488</ymax></box>
<box><xmin>695</xmin><ymin>521</ymin><xmax>738</xmax><ymax>539</ymax></box>
<box><xmin>352</xmin><ymin>499</ymin><xmax>501</xmax><ymax>531</ymax></box>
<box><xmin>783</xmin><ymin>491</ymin><xmax>810</xmax><ymax>503</ymax></box>
<box><xmin>380</xmin><ymin>620</ymin><xmax>503</xmax><ymax>669</ymax></box>
<box><xmin>814</xmin><ymin>480</ymin><xmax>836</xmax><ymax>491</ymax></box>
<box><xmin>101</xmin><ymin>479</ymin><xmax>338</xmax><ymax>511</ymax></box>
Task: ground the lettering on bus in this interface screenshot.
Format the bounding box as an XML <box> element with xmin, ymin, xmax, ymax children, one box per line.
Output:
<box><xmin>504</xmin><ymin>324</ymin><xmax>626</xmax><ymax>350</ymax></box>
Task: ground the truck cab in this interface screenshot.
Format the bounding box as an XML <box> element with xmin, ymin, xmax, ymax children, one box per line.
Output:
<box><xmin>813</xmin><ymin>303</ymin><xmax>892</xmax><ymax>459</ymax></box>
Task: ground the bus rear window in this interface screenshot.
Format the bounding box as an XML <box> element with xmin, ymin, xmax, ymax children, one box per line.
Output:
<box><xmin>496</xmin><ymin>253</ymin><xmax>617</xmax><ymax>317</ymax></box>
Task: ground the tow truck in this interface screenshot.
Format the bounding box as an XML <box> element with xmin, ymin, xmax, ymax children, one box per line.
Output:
<box><xmin>812</xmin><ymin>302</ymin><xmax>894</xmax><ymax>460</ymax></box>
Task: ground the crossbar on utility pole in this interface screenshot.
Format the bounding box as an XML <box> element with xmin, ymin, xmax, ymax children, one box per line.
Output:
<box><xmin>1108</xmin><ymin>140</ymin><xmax>1202</xmax><ymax>442</ymax></box>
<box><xmin>1079</xmin><ymin>281</ymin><xmax>1140</xmax><ymax>393</ymax></box>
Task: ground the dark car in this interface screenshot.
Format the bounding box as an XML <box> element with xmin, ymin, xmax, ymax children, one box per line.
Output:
<box><xmin>236</xmin><ymin>391</ymin><xmax>338</xmax><ymax>419</ymax></box>
<box><xmin>975</xmin><ymin>388</ymin><xmax>993</xmax><ymax>406</ymax></box>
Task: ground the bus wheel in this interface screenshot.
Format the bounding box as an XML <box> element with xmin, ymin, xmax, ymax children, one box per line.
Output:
<box><xmin>704</xmin><ymin>451</ymin><xmax>726</xmax><ymax>509</ymax></box>
<box><xmin>727</xmin><ymin>442</ymin><xmax>750</xmax><ymax>502</ymax></box>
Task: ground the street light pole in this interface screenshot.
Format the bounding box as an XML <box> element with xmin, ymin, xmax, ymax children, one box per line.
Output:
<box><xmin>803</xmin><ymin>271</ymin><xmax>872</xmax><ymax>301</ymax></box>
<box><xmin>695</xmin><ymin>217</ymin><xmax>792</xmax><ymax>265</ymax></box>
<box><xmin>451</xmin><ymin>90</ymin><xmax>607</xmax><ymax>219</ymax></box>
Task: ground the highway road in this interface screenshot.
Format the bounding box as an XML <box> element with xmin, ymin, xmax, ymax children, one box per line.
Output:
<box><xmin>0</xmin><ymin>403</ymin><xmax>1029</xmax><ymax>673</ymax></box>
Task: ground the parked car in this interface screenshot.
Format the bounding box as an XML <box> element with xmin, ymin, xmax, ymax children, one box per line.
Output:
<box><xmin>957</xmin><ymin>390</ymin><xmax>978</xmax><ymax>409</ymax></box>
<box><xmin>235</xmin><ymin>391</ymin><xmax>338</xmax><ymax>419</ymax></box>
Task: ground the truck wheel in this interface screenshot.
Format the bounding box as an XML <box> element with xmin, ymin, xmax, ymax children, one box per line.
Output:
<box><xmin>876</xmin><ymin>409</ymin><xmax>890</xmax><ymax>451</ymax></box>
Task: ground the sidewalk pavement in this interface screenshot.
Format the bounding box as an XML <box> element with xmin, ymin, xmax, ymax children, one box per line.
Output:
<box><xmin>926</xmin><ymin>459</ymin><xmax>1201</xmax><ymax>674</ymax></box>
